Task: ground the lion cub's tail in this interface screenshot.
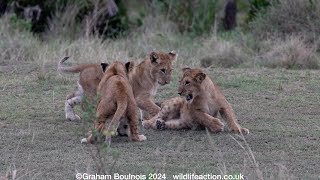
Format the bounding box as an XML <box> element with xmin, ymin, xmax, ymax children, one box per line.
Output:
<box><xmin>58</xmin><ymin>56</ymin><xmax>88</xmax><ymax>74</ymax></box>
<box><xmin>108</xmin><ymin>88</ymin><xmax>128</xmax><ymax>132</ymax></box>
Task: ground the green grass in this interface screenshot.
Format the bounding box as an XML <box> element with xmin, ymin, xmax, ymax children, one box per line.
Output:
<box><xmin>1</xmin><ymin>63</ymin><xmax>319</xmax><ymax>179</ymax></box>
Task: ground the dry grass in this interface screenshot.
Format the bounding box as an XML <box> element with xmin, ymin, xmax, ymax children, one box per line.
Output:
<box><xmin>1</xmin><ymin>10</ymin><xmax>320</xmax><ymax>178</ymax></box>
<box><xmin>3</xmin><ymin>10</ymin><xmax>318</xmax><ymax>72</ymax></box>
<box><xmin>250</xmin><ymin>0</ymin><xmax>320</xmax><ymax>47</ymax></box>
<box><xmin>1</xmin><ymin>64</ymin><xmax>319</xmax><ymax>179</ymax></box>
<box><xmin>0</xmin><ymin>18</ymin><xmax>40</xmax><ymax>63</ymax></box>
<box><xmin>258</xmin><ymin>36</ymin><xmax>319</xmax><ymax>69</ymax></box>
<box><xmin>200</xmin><ymin>38</ymin><xmax>249</xmax><ymax>68</ymax></box>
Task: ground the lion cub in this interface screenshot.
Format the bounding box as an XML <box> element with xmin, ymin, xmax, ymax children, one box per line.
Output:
<box><xmin>129</xmin><ymin>51</ymin><xmax>177</xmax><ymax>120</ymax></box>
<box><xmin>81</xmin><ymin>61</ymin><xmax>146</xmax><ymax>144</ymax></box>
<box><xmin>143</xmin><ymin>67</ymin><xmax>249</xmax><ymax>135</ymax></box>
<box><xmin>58</xmin><ymin>57</ymin><xmax>109</xmax><ymax>122</ymax></box>
<box><xmin>58</xmin><ymin>51</ymin><xmax>177</xmax><ymax>123</ymax></box>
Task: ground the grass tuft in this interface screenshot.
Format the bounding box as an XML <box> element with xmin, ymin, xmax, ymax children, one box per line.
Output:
<box><xmin>259</xmin><ymin>36</ymin><xmax>319</xmax><ymax>69</ymax></box>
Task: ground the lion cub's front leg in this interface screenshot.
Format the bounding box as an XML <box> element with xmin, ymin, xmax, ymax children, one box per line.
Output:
<box><xmin>127</xmin><ymin>103</ymin><xmax>147</xmax><ymax>141</ymax></box>
<box><xmin>219</xmin><ymin>105</ymin><xmax>249</xmax><ymax>135</ymax></box>
<box><xmin>136</xmin><ymin>96</ymin><xmax>161</xmax><ymax>120</ymax></box>
<box><xmin>193</xmin><ymin>111</ymin><xmax>224</xmax><ymax>133</ymax></box>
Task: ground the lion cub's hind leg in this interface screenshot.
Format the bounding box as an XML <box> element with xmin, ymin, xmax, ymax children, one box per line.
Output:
<box><xmin>65</xmin><ymin>81</ymin><xmax>83</xmax><ymax>122</ymax></box>
<box><xmin>142</xmin><ymin>97</ymin><xmax>183</xmax><ymax>130</ymax></box>
<box><xmin>158</xmin><ymin>119</ymin><xmax>188</xmax><ymax>130</ymax></box>
<box><xmin>127</xmin><ymin>101</ymin><xmax>146</xmax><ymax>141</ymax></box>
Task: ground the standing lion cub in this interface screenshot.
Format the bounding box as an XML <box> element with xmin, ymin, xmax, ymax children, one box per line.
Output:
<box><xmin>143</xmin><ymin>67</ymin><xmax>249</xmax><ymax>135</ymax></box>
<box><xmin>81</xmin><ymin>61</ymin><xmax>146</xmax><ymax>144</ymax></box>
<box><xmin>129</xmin><ymin>51</ymin><xmax>177</xmax><ymax>120</ymax></box>
<box><xmin>58</xmin><ymin>57</ymin><xmax>109</xmax><ymax>122</ymax></box>
<box><xmin>58</xmin><ymin>51</ymin><xmax>177</xmax><ymax>123</ymax></box>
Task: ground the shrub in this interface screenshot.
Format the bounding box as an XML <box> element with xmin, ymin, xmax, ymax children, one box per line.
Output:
<box><xmin>249</xmin><ymin>0</ymin><xmax>320</xmax><ymax>46</ymax></box>
<box><xmin>200</xmin><ymin>38</ymin><xmax>248</xmax><ymax>68</ymax></box>
<box><xmin>0</xmin><ymin>15</ymin><xmax>40</xmax><ymax>63</ymax></box>
<box><xmin>7</xmin><ymin>0</ymin><xmax>134</xmax><ymax>38</ymax></box>
<box><xmin>258</xmin><ymin>36</ymin><xmax>319</xmax><ymax>69</ymax></box>
<box><xmin>9</xmin><ymin>14</ymin><xmax>32</xmax><ymax>31</ymax></box>
<box><xmin>158</xmin><ymin>0</ymin><xmax>219</xmax><ymax>36</ymax></box>
<box><xmin>246</xmin><ymin>0</ymin><xmax>271</xmax><ymax>22</ymax></box>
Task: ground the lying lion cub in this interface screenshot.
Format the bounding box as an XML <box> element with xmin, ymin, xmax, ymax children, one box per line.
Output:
<box><xmin>143</xmin><ymin>67</ymin><xmax>249</xmax><ymax>135</ymax></box>
<box><xmin>81</xmin><ymin>61</ymin><xmax>146</xmax><ymax>144</ymax></box>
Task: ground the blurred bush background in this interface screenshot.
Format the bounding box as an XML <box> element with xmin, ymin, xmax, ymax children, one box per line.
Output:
<box><xmin>0</xmin><ymin>0</ymin><xmax>319</xmax><ymax>69</ymax></box>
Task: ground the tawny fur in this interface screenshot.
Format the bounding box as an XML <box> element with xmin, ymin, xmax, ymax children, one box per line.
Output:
<box><xmin>143</xmin><ymin>68</ymin><xmax>249</xmax><ymax>135</ymax></box>
<box><xmin>59</xmin><ymin>52</ymin><xmax>177</xmax><ymax>122</ymax></box>
<box><xmin>58</xmin><ymin>57</ymin><xmax>107</xmax><ymax>121</ymax></box>
<box><xmin>82</xmin><ymin>62</ymin><xmax>146</xmax><ymax>144</ymax></box>
<box><xmin>129</xmin><ymin>51</ymin><xmax>177</xmax><ymax>120</ymax></box>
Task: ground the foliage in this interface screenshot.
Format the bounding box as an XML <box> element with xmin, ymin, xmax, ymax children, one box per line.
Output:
<box><xmin>249</xmin><ymin>0</ymin><xmax>320</xmax><ymax>45</ymax></box>
<box><xmin>157</xmin><ymin>0</ymin><xmax>219</xmax><ymax>36</ymax></box>
<box><xmin>8</xmin><ymin>0</ymin><xmax>133</xmax><ymax>38</ymax></box>
<box><xmin>9</xmin><ymin>13</ymin><xmax>32</xmax><ymax>31</ymax></box>
<box><xmin>246</xmin><ymin>0</ymin><xmax>271</xmax><ymax>22</ymax></box>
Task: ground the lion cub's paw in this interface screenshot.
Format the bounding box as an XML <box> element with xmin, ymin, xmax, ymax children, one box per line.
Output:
<box><xmin>81</xmin><ymin>138</ymin><xmax>88</xmax><ymax>144</ymax></box>
<box><xmin>138</xmin><ymin>134</ymin><xmax>147</xmax><ymax>141</ymax></box>
<box><xmin>141</xmin><ymin>120</ymin><xmax>151</xmax><ymax>129</ymax></box>
<box><xmin>210</xmin><ymin>123</ymin><xmax>224</xmax><ymax>133</ymax></box>
<box><xmin>231</xmin><ymin>127</ymin><xmax>249</xmax><ymax>135</ymax></box>
<box><xmin>156</xmin><ymin>119</ymin><xmax>165</xmax><ymax>130</ymax></box>
<box><xmin>66</xmin><ymin>114</ymin><xmax>81</xmax><ymax>122</ymax></box>
<box><xmin>240</xmin><ymin>128</ymin><xmax>249</xmax><ymax>135</ymax></box>
<box><xmin>131</xmin><ymin>134</ymin><xmax>147</xmax><ymax>141</ymax></box>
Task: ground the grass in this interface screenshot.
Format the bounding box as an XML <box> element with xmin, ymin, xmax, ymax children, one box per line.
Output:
<box><xmin>258</xmin><ymin>36</ymin><xmax>319</xmax><ymax>69</ymax></box>
<box><xmin>1</xmin><ymin>62</ymin><xmax>319</xmax><ymax>179</ymax></box>
<box><xmin>1</xmin><ymin>6</ymin><xmax>320</xmax><ymax>179</ymax></box>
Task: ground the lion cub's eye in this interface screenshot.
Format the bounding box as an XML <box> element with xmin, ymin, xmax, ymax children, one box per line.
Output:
<box><xmin>161</xmin><ymin>68</ymin><xmax>166</xmax><ymax>74</ymax></box>
<box><xmin>185</xmin><ymin>81</ymin><xmax>190</xmax><ymax>86</ymax></box>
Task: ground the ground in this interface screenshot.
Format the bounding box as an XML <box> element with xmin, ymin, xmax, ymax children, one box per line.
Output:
<box><xmin>0</xmin><ymin>62</ymin><xmax>319</xmax><ymax>180</ymax></box>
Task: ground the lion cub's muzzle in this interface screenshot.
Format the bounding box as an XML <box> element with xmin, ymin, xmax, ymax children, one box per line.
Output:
<box><xmin>178</xmin><ymin>90</ymin><xmax>193</xmax><ymax>102</ymax></box>
<box><xmin>185</xmin><ymin>94</ymin><xmax>193</xmax><ymax>101</ymax></box>
<box><xmin>159</xmin><ymin>80</ymin><xmax>170</xmax><ymax>85</ymax></box>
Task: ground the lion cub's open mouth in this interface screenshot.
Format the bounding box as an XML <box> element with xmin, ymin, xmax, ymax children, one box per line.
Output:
<box><xmin>186</xmin><ymin>94</ymin><xmax>193</xmax><ymax>101</ymax></box>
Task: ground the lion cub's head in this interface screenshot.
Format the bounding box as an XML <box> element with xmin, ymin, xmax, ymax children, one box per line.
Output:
<box><xmin>104</xmin><ymin>61</ymin><xmax>134</xmax><ymax>79</ymax></box>
<box><xmin>149</xmin><ymin>51</ymin><xmax>177</xmax><ymax>85</ymax></box>
<box><xmin>178</xmin><ymin>67</ymin><xmax>206</xmax><ymax>103</ymax></box>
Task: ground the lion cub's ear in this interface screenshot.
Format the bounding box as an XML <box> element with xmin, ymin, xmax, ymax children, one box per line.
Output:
<box><xmin>125</xmin><ymin>61</ymin><xmax>134</xmax><ymax>73</ymax></box>
<box><xmin>182</xmin><ymin>67</ymin><xmax>191</xmax><ymax>73</ymax></box>
<box><xmin>101</xmin><ymin>63</ymin><xmax>109</xmax><ymax>72</ymax></box>
<box><xmin>194</xmin><ymin>72</ymin><xmax>206</xmax><ymax>83</ymax></box>
<box><xmin>150</xmin><ymin>52</ymin><xmax>160</xmax><ymax>64</ymax></box>
<box><xmin>168</xmin><ymin>51</ymin><xmax>178</xmax><ymax>61</ymax></box>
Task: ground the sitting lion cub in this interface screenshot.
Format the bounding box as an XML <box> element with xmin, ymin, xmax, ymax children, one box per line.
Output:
<box><xmin>143</xmin><ymin>67</ymin><xmax>249</xmax><ymax>135</ymax></box>
<box><xmin>81</xmin><ymin>61</ymin><xmax>146</xmax><ymax>144</ymax></box>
